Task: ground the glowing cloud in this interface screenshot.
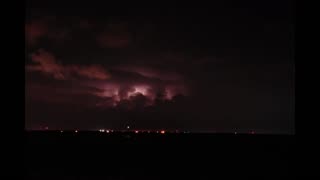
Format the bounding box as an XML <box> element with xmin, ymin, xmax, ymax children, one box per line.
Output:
<box><xmin>26</xmin><ymin>49</ymin><xmax>111</xmax><ymax>80</ymax></box>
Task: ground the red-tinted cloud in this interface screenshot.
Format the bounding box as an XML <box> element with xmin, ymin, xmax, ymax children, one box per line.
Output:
<box><xmin>27</xmin><ymin>49</ymin><xmax>65</xmax><ymax>79</ymax></box>
<box><xmin>26</xmin><ymin>49</ymin><xmax>189</xmax><ymax>109</ymax></box>
<box><xmin>25</xmin><ymin>18</ymin><xmax>70</xmax><ymax>46</ymax></box>
<box><xmin>25</xmin><ymin>20</ymin><xmax>49</xmax><ymax>46</ymax></box>
<box><xmin>68</xmin><ymin>65</ymin><xmax>111</xmax><ymax>80</ymax></box>
<box><xmin>26</xmin><ymin>49</ymin><xmax>111</xmax><ymax>80</ymax></box>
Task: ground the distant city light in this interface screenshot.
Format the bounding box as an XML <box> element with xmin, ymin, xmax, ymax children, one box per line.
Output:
<box><xmin>106</xmin><ymin>130</ymin><xmax>110</xmax><ymax>133</ymax></box>
<box><xmin>127</xmin><ymin>126</ymin><xmax>130</xmax><ymax>129</ymax></box>
<box><xmin>234</xmin><ymin>132</ymin><xmax>237</xmax><ymax>134</ymax></box>
<box><xmin>101</xmin><ymin>129</ymin><xmax>105</xmax><ymax>132</ymax></box>
<box><xmin>160</xmin><ymin>130</ymin><xmax>165</xmax><ymax>134</ymax></box>
<box><xmin>60</xmin><ymin>130</ymin><xmax>63</xmax><ymax>133</ymax></box>
<box><xmin>45</xmin><ymin>126</ymin><xmax>48</xmax><ymax>130</ymax></box>
<box><xmin>135</xmin><ymin>130</ymin><xmax>139</xmax><ymax>133</ymax></box>
<box><xmin>75</xmin><ymin>130</ymin><xmax>78</xmax><ymax>133</ymax></box>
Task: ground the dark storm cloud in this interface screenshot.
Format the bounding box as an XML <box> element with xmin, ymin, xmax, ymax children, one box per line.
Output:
<box><xmin>96</xmin><ymin>23</ymin><xmax>132</xmax><ymax>48</ymax></box>
<box><xmin>25</xmin><ymin>48</ymin><xmax>188</xmax><ymax>110</ymax></box>
<box><xmin>112</xmin><ymin>65</ymin><xmax>182</xmax><ymax>81</ymax></box>
<box><xmin>78</xmin><ymin>19</ymin><xmax>94</xmax><ymax>29</ymax></box>
<box><xmin>25</xmin><ymin>0</ymin><xmax>294</xmax><ymax>133</ymax></box>
<box><xmin>26</xmin><ymin>73</ymin><xmax>121</xmax><ymax>113</ymax></box>
<box><xmin>25</xmin><ymin>17</ymin><xmax>71</xmax><ymax>46</ymax></box>
<box><xmin>26</xmin><ymin>81</ymin><xmax>104</xmax><ymax>105</ymax></box>
<box><xmin>25</xmin><ymin>19</ymin><xmax>49</xmax><ymax>46</ymax></box>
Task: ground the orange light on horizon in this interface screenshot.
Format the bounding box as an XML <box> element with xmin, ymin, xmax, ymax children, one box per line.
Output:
<box><xmin>160</xmin><ymin>130</ymin><xmax>165</xmax><ymax>134</ymax></box>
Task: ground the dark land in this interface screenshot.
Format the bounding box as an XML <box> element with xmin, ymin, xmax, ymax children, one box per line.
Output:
<box><xmin>26</xmin><ymin>131</ymin><xmax>294</xmax><ymax>178</ymax></box>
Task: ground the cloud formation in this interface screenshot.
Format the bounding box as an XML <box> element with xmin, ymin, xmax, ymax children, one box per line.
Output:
<box><xmin>25</xmin><ymin>18</ymin><xmax>70</xmax><ymax>46</ymax></box>
<box><xmin>26</xmin><ymin>49</ymin><xmax>111</xmax><ymax>80</ymax></box>
<box><xmin>25</xmin><ymin>20</ymin><xmax>49</xmax><ymax>46</ymax></box>
<box><xmin>26</xmin><ymin>54</ymin><xmax>188</xmax><ymax>110</ymax></box>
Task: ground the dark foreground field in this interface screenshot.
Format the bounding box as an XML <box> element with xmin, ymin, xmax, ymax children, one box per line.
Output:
<box><xmin>25</xmin><ymin>131</ymin><xmax>294</xmax><ymax>179</ymax></box>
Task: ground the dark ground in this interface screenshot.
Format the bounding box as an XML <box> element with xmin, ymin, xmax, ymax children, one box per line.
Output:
<box><xmin>25</xmin><ymin>131</ymin><xmax>294</xmax><ymax>179</ymax></box>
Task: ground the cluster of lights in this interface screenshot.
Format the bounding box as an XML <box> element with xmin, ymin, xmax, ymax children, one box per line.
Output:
<box><xmin>43</xmin><ymin>129</ymin><xmax>258</xmax><ymax>134</ymax></box>
<box><xmin>99</xmin><ymin>129</ymin><xmax>112</xmax><ymax>133</ymax></box>
<box><xmin>233</xmin><ymin>131</ymin><xmax>257</xmax><ymax>135</ymax></box>
<box><xmin>132</xmin><ymin>130</ymin><xmax>166</xmax><ymax>134</ymax></box>
<box><xmin>39</xmin><ymin>128</ymin><xmax>178</xmax><ymax>134</ymax></box>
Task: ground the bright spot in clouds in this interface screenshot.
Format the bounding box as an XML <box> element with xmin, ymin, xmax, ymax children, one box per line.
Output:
<box><xmin>127</xmin><ymin>85</ymin><xmax>149</xmax><ymax>97</ymax></box>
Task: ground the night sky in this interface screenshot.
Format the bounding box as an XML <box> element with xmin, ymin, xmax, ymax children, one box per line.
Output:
<box><xmin>25</xmin><ymin>0</ymin><xmax>294</xmax><ymax>134</ymax></box>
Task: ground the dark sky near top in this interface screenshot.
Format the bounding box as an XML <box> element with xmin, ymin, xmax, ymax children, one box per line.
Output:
<box><xmin>25</xmin><ymin>0</ymin><xmax>294</xmax><ymax>134</ymax></box>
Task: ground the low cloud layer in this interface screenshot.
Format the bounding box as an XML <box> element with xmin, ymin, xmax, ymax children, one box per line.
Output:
<box><xmin>26</xmin><ymin>49</ymin><xmax>188</xmax><ymax>110</ymax></box>
<box><xmin>26</xmin><ymin>49</ymin><xmax>111</xmax><ymax>80</ymax></box>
